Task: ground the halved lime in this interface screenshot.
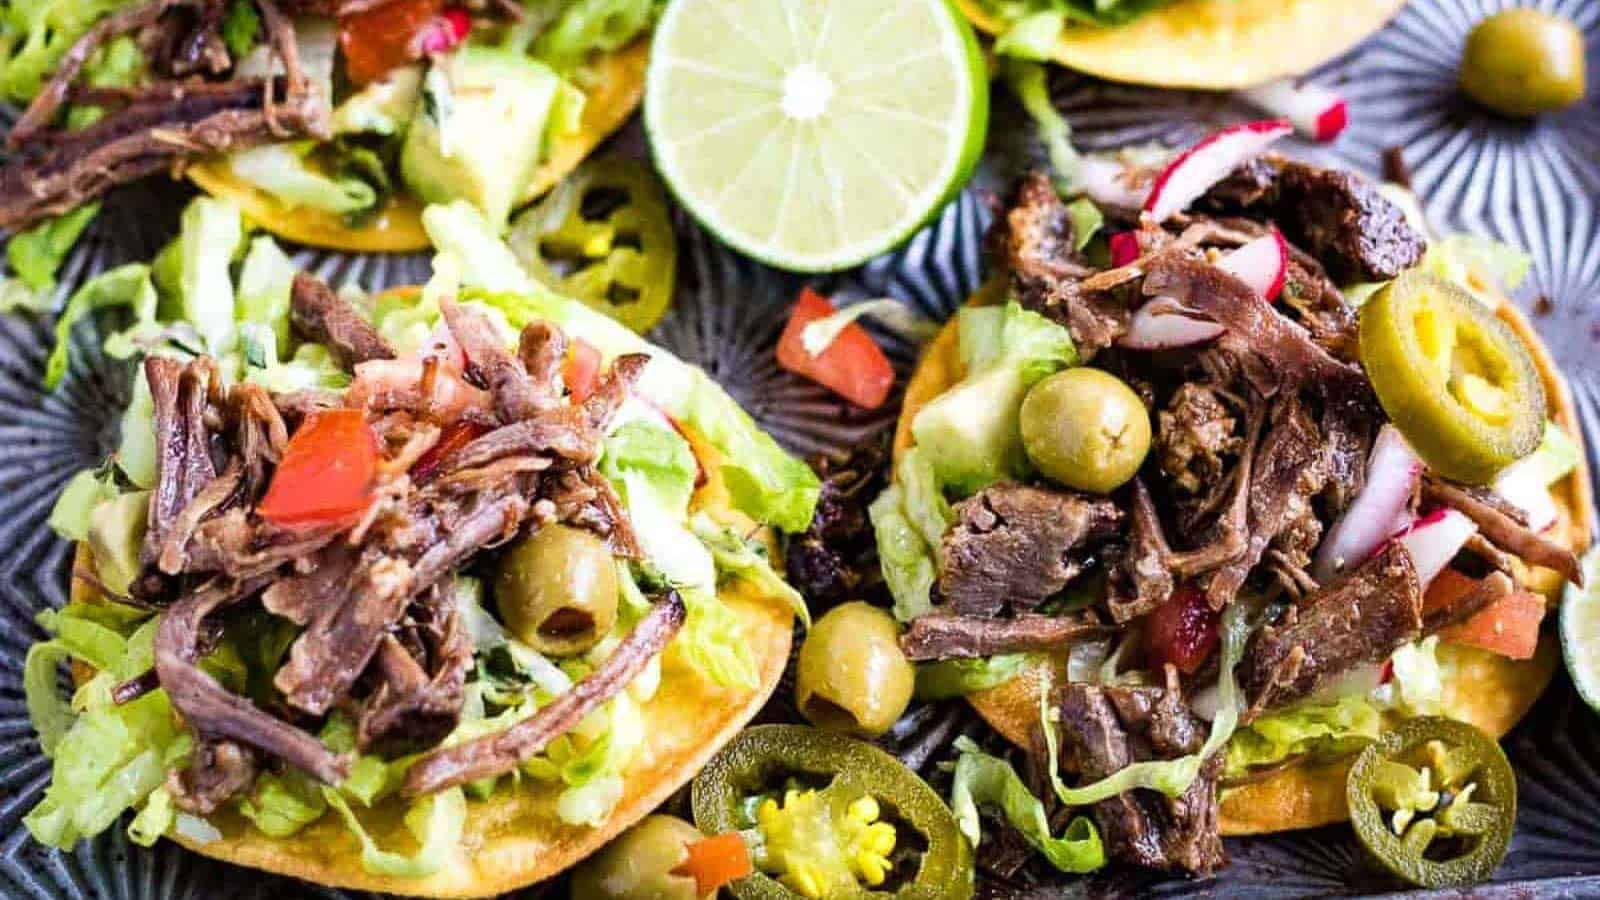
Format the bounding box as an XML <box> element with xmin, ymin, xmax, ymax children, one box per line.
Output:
<box><xmin>1561</xmin><ymin>547</ymin><xmax>1600</xmax><ymax>712</ymax></box>
<box><xmin>644</xmin><ymin>0</ymin><xmax>989</xmax><ymax>273</ymax></box>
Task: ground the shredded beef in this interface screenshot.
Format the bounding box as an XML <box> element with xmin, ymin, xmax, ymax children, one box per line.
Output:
<box><xmin>1156</xmin><ymin>383</ymin><xmax>1240</xmax><ymax>495</ymax></box>
<box><xmin>900</xmin><ymin>611</ymin><xmax>1106</xmax><ymax>661</ymax></box>
<box><xmin>1053</xmin><ymin>668</ymin><xmax>1225</xmax><ymax>875</ymax></box>
<box><xmin>939</xmin><ymin>483</ymin><xmax>1123</xmax><ymax>617</ymax></box>
<box><xmin>356</xmin><ymin>581</ymin><xmax>471</xmax><ymax>755</ymax></box>
<box><xmin>169</xmin><ymin>738</ymin><xmax>258</xmax><ymax>814</ymax></box>
<box><xmin>403</xmin><ymin>592</ymin><xmax>685</xmax><ymax>795</ymax></box>
<box><xmin>1240</xmin><ymin>542</ymin><xmax>1422</xmax><ymax>715</ymax></box>
<box><xmin>785</xmin><ymin>437</ymin><xmax>891</xmax><ymax>609</ymax></box>
<box><xmin>442</xmin><ymin>299</ymin><xmax>545</xmax><ymax>421</ymax></box>
<box><xmin>1108</xmin><ymin>478</ymin><xmax>1176</xmax><ymax>623</ymax></box>
<box><xmin>1422</xmin><ymin>477</ymin><xmax>1583</xmax><ymax>586</ymax></box>
<box><xmin>155</xmin><ymin>576</ymin><xmax>351</xmax><ymax>785</ymax></box>
<box><xmin>1199</xmin><ymin>155</ymin><xmax>1427</xmax><ymax>282</ymax></box>
<box><xmin>290</xmin><ymin>272</ymin><xmax>394</xmax><ymax>367</ymax></box>
<box><xmin>1002</xmin><ymin>172</ymin><xmax>1129</xmax><ymax>355</ymax></box>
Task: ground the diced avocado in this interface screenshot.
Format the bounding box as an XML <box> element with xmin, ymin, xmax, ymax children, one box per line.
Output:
<box><xmin>911</xmin><ymin>365</ymin><xmax>1031</xmax><ymax>496</ymax></box>
<box><xmin>401</xmin><ymin>47</ymin><xmax>561</xmax><ymax>228</ymax></box>
<box><xmin>87</xmin><ymin>491</ymin><xmax>150</xmax><ymax>596</ymax></box>
<box><xmin>333</xmin><ymin>64</ymin><xmax>422</xmax><ymax>136</ymax></box>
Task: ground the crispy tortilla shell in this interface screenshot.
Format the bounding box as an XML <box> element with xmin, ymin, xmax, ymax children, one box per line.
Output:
<box><xmin>186</xmin><ymin>40</ymin><xmax>649</xmax><ymax>253</ymax></box>
<box><xmin>893</xmin><ymin>284</ymin><xmax>1591</xmax><ymax>835</ymax></box>
<box><xmin>72</xmin><ymin>429</ymin><xmax>792</xmax><ymax>896</ymax></box>
<box><xmin>957</xmin><ymin>0</ymin><xmax>1405</xmax><ymax>89</ymax></box>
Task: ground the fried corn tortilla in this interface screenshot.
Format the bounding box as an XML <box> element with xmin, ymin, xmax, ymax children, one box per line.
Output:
<box><xmin>892</xmin><ymin>281</ymin><xmax>1592</xmax><ymax>835</ymax></box>
<box><xmin>72</xmin><ymin>427</ymin><xmax>792</xmax><ymax>897</ymax></box>
<box><xmin>186</xmin><ymin>41</ymin><xmax>648</xmax><ymax>254</ymax></box>
<box><xmin>957</xmin><ymin>0</ymin><xmax>1406</xmax><ymax>89</ymax></box>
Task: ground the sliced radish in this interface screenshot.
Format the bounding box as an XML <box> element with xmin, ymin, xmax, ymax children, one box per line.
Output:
<box><xmin>1494</xmin><ymin>457</ymin><xmax>1560</xmax><ymax>532</ymax></box>
<box><xmin>1081</xmin><ymin>155</ymin><xmax>1154</xmax><ymax>210</ymax></box>
<box><xmin>1119</xmin><ymin>297</ymin><xmax>1225</xmax><ymax>350</ymax></box>
<box><xmin>1143</xmin><ymin>120</ymin><xmax>1293</xmax><ymax>222</ymax></box>
<box><xmin>1215</xmin><ymin>230</ymin><xmax>1288</xmax><ymax>301</ymax></box>
<box><xmin>1240</xmin><ymin>79</ymin><xmax>1348</xmax><ymax>143</ymax></box>
<box><xmin>1397</xmin><ymin>508</ymin><xmax>1479</xmax><ymax>589</ymax></box>
<box><xmin>1108</xmin><ymin>231</ymin><xmax>1141</xmax><ymax>267</ymax></box>
<box><xmin>1312</xmin><ymin>425</ymin><xmax>1424</xmax><ymax>583</ymax></box>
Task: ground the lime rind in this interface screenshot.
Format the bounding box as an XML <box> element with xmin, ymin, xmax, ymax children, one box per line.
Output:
<box><xmin>645</xmin><ymin>0</ymin><xmax>988</xmax><ymax>273</ymax></box>
<box><xmin>1561</xmin><ymin>546</ymin><xmax>1600</xmax><ymax>714</ymax></box>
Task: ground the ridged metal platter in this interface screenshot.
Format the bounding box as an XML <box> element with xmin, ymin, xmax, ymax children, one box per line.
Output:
<box><xmin>1</xmin><ymin>0</ymin><xmax>1598</xmax><ymax>895</ymax></box>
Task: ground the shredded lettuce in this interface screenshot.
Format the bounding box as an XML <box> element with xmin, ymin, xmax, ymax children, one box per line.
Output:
<box><xmin>1000</xmin><ymin>58</ymin><xmax>1080</xmax><ymax>191</ymax></box>
<box><xmin>7</xmin><ymin>203</ymin><xmax>98</xmax><ymax>295</ymax></box>
<box><xmin>531</xmin><ymin>0</ymin><xmax>659</xmax><ymax>72</ymax></box>
<box><xmin>675</xmin><ymin>587</ymin><xmax>759</xmax><ymax>690</ymax></box>
<box><xmin>44</xmin><ymin>262</ymin><xmax>157</xmax><ymax>388</ymax></box>
<box><xmin>239</xmin><ymin>770</ymin><xmax>327</xmax><ymax>838</ymax></box>
<box><xmin>690</xmin><ymin>513</ymin><xmax>810</xmax><ymax>629</ymax></box>
<box><xmin>170</xmin><ymin>197</ymin><xmax>245</xmax><ymax>353</ymax></box>
<box><xmin>323</xmin><ymin>785</ymin><xmax>467</xmax><ymax>878</ymax></box>
<box><xmin>994</xmin><ymin>10</ymin><xmax>1064</xmax><ymax>61</ymax></box>
<box><xmin>601</xmin><ymin>419</ymin><xmax>697</xmax><ymax>512</ymax></box>
<box><xmin>428</xmin><ymin>202</ymin><xmax>819</xmax><ymax>532</ymax></box>
<box><xmin>0</xmin><ymin>0</ymin><xmax>128</xmax><ymax>103</ymax></box>
<box><xmin>916</xmin><ymin>653</ymin><xmax>1030</xmax><ymax>700</ymax></box>
<box><xmin>1426</xmin><ymin>233</ymin><xmax>1532</xmax><ymax>301</ymax></box>
<box><xmin>1225</xmin><ymin>694</ymin><xmax>1381</xmax><ymax>777</ymax></box>
<box><xmin>1066</xmin><ymin>197</ymin><xmax>1102</xmax><ymax>251</ymax></box>
<box><xmin>869</xmin><ymin>483</ymin><xmax>939</xmax><ymax>623</ymax></box>
<box><xmin>228</xmin><ymin>143</ymin><xmax>380</xmax><ymax>217</ymax></box>
<box><xmin>220</xmin><ymin>0</ymin><xmax>260</xmax><ymax>60</ymax></box>
<box><xmin>84</xmin><ymin>490</ymin><xmax>149</xmax><ymax>596</ymax></box>
<box><xmin>974</xmin><ymin>0</ymin><xmax>1174</xmax><ymax>28</ymax></box>
<box><xmin>1382</xmin><ymin>636</ymin><xmax>1444</xmax><ymax>716</ymax></box>
<box><xmin>1043</xmin><ymin>603</ymin><xmax>1249</xmax><ymax>804</ymax></box>
<box><xmin>118</xmin><ymin>366</ymin><xmax>158</xmax><ymax>487</ymax></box>
<box><xmin>235</xmin><ymin>235</ymin><xmax>296</xmax><ymax>356</ymax></box>
<box><xmin>127</xmin><ymin>785</ymin><xmax>174</xmax><ymax>846</ymax></box>
<box><xmin>949</xmin><ymin>736</ymin><xmax>1105</xmax><ymax>873</ymax></box>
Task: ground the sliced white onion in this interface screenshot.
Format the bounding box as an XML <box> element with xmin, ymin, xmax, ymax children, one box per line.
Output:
<box><xmin>1312</xmin><ymin>425</ymin><xmax>1424</xmax><ymax>583</ymax></box>
<box><xmin>1397</xmin><ymin>508</ymin><xmax>1479</xmax><ymax>588</ymax></box>
<box><xmin>1118</xmin><ymin>297</ymin><xmax>1226</xmax><ymax>350</ymax></box>
<box><xmin>1494</xmin><ymin>457</ymin><xmax>1559</xmax><ymax>532</ymax></box>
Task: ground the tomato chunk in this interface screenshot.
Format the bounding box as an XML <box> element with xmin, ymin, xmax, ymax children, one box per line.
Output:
<box><xmin>775</xmin><ymin>288</ymin><xmax>894</xmax><ymax>410</ymax></box>
<box><xmin>672</xmin><ymin>832</ymin><xmax>752</xmax><ymax>896</ymax></box>
<box><xmin>339</xmin><ymin>0</ymin><xmax>442</xmax><ymax>85</ymax></box>
<box><xmin>1440</xmin><ymin>589</ymin><xmax>1545</xmax><ymax>660</ymax></box>
<box><xmin>1143</xmin><ymin>583</ymin><xmax>1219</xmax><ymax>675</ymax></box>
<box><xmin>258</xmin><ymin>410</ymin><xmax>379</xmax><ymax>527</ymax></box>
<box><xmin>410</xmin><ymin>420</ymin><xmax>489</xmax><ymax>484</ymax></box>
<box><xmin>563</xmin><ymin>337</ymin><xmax>602</xmax><ymax>404</ymax></box>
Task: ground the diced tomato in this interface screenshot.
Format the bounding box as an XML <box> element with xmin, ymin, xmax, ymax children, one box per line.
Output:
<box><xmin>775</xmin><ymin>288</ymin><xmax>895</xmax><ymax>410</ymax></box>
<box><xmin>1421</xmin><ymin>568</ymin><xmax>1478</xmax><ymax>618</ymax></box>
<box><xmin>410</xmin><ymin>420</ymin><xmax>489</xmax><ymax>484</ymax></box>
<box><xmin>416</xmin><ymin>6</ymin><xmax>470</xmax><ymax>54</ymax></box>
<box><xmin>339</xmin><ymin>0</ymin><xmax>442</xmax><ymax>85</ymax></box>
<box><xmin>563</xmin><ymin>338</ymin><xmax>602</xmax><ymax>404</ymax></box>
<box><xmin>258</xmin><ymin>410</ymin><xmax>379</xmax><ymax>527</ymax></box>
<box><xmin>1143</xmin><ymin>583</ymin><xmax>1220</xmax><ymax>675</ymax></box>
<box><xmin>1440</xmin><ymin>589</ymin><xmax>1546</xmax><ymax>660</ymax></box>
<box><xmin>672</xmin><ymin>832</ymin><xmax>752</xmax><ymax>896</ymax></box>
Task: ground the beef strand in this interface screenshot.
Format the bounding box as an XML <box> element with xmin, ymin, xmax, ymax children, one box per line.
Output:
<box><xmin>900</xmin><ymin>611</ymin><xmax>1107</xmax><ymax>661</ymax></box>
<box><xmin>290</xmin><ymin>272</ymin><xmax>395</xmax><ymax>367</ymax></box>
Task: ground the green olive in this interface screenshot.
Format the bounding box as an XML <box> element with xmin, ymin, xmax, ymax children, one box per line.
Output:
<box><xmin>795</xmin><ymin>602</ymin><xmax>914</xmax><ymax>738</ymax></box>
<box><xmin>569</xmin><ymin>814</ymin><xmax>705</xmax><ymax>900</ymax></box>
<box><xmin>1019</xmin><ymin>367</ymin><xmax>1151</xmax><ymax>493</ymax></box>
<box><xmin>1460</xmin><ymin>9</ymin><xmax>1586</xmax><ymax>117</ymax></box>
<box><xmin>495</xmin><ymin>523</ymin><xmax>618</xmax><ymax>656</ymax></box>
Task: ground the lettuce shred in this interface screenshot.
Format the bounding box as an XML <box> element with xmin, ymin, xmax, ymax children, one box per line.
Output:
<box><xmin>916</xmin><ymin>654</ymin><xmax>1030</xmax><ymax>700</ymax></box>
<box><xmin>1225</xmin><ymin>694</ymin><xmax>1381</xmax><ymax>778</ymax></box>
<box><xmin>950</xmin><ymin>736</ymin><xmax>1105</xmax><ymax>873</ymax></box>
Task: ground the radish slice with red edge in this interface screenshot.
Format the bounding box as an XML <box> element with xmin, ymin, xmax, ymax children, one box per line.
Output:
<box><xmin>1214</xmin><ymin>230</ymin><xmax>1288</xmax><ymax>301</ymax></box>
<box><xmin>1081</xmin><ymin>156</ymin><xmax>1154</xmax><ymax>210</ymax></box>
<box><xmin>1312</xmin><ymin>425</ymin><xmax>1424</xmax><ymax>583</ymax></box>
<box><xmin>1108</xmin><ymin>231</ymin><xmax>1141</xmax><ymax>267</ymax></box>
<box><xmin>1240</xmin><ymin>79</ymin><xmax>1348</xmax><ymax>142</ymax></box>
<box><xmin>1397</xmin><ymin>508</ymin><xmax>1478</xmax><ymax>588</ymax></box>
<box><xmin>1143</xmin><ymin>120</ymin><xmax>1293</xmax><ymax>222</ymax></box>
<box><xmin>1493</xmin><ymin>458</ymin><xmax>1559</xmax><ymax>532</ymax></box>
<box><xmin>1119</xmin><ymin>297</ymin><xmax>1225</xmax><ymax>350</ymax></box>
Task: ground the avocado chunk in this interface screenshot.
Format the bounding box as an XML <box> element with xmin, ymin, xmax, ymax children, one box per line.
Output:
<box><xmin>400</xmin><ymin>46</ymin><xmax>561</xmax><ymax>228</ymax></box>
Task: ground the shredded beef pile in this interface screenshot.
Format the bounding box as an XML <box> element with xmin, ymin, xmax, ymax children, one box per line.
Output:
<box><xmin>117</xmin><ymin>277</ymin><xmax>679</xmax><ymax>813</ymax></box>
<box><xmin>900</xmin><ymin>161</ymin><xmax>1583</xmax><ymax>876</ymax></box>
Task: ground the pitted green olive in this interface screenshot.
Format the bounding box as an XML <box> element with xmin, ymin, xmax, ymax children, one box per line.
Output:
<box><xmin>569</xmin><ymin>814</ymin><xmax>705</xmax><ymax>900</ymax></box>
<box><xmin>1460</xmin><ymin>9</ymin><xmax>1586</xmax><ymax>117</ymax></box>
<box><xmin>495</xmin><ymin>523</ymin><xmax>618</xmax><ymax>656</ymax></box>
<box><xmin>795</xmin><ymin>602</ymin><xmax>914</xmax><ymax>738</ymax></box>
<box><xmin>1020</xmin><ymin>367</ymin><xmax>1151</xmax><ymax>494</ymax></box>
